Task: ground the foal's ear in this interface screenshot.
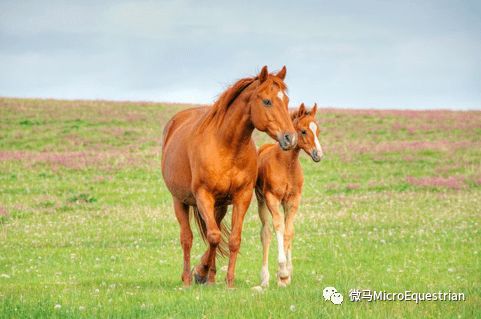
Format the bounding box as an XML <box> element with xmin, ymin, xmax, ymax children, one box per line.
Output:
<box><xmin>276</xmin><ymin>66</ymin><xmax>287</xmax><ymax>80</ymax></box>
<box><xmin>298</xmin><ymin>103</ymin><xmax>306</xmax><ymax>117</ymax></box>
<box><xmin>259</xmin><ymin>65</ymin><xmax>269</xmax><ymax>83</ymax></box>
<box><xmin>310</xmin><ymin>103</ymin><xmax>318</xmax><ymax>116</ymax></box>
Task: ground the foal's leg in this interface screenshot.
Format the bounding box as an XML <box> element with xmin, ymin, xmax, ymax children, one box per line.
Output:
<box><xmin>282</xmin><ymin>195</ymin><xmax>300</xmax><ymax>285</ymax></box>
<box><xmin>173</xmin><ymin>197</ymin><xmax>193</xmax><ymax>287</ymax></box>
<box><xmin>265</xmin><ymin>192</ymin><xmax>289</xmax><ymax>286</ymax></box>
<box><xmin>197</xmin><ymin>205</ymin><xmax>228</xmax><ymax>284</ymax></box>
<box><xmin>193</xmin><ymin>188</ymin><xmax>221</xmax><ymax>284</ymax></box>
<box><xmin>226</xmin><ymin>187</ymin><xmax>253</xmax><ymax>288</ymax></box>
<box><xmin>258</xmin><ymin>198</ymin><xmax>272</xmax><ymax>287</ymax></box>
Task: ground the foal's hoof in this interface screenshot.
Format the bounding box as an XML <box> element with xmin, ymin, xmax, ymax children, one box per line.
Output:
<box><xmin>277</xmin><ymin>270</ymin><xmax>291</xmax><ymax>287</ymax></box>
<box><xmin>277</xmin><ymin>276</ymin><xmax>291</xmax><ymax>287</ymax></box>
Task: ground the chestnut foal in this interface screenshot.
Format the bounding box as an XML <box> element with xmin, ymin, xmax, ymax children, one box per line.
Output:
<box><xmin>255</xmin><ymin>103</ymin><xmax>323</xmax><ymax>287</ymax></box>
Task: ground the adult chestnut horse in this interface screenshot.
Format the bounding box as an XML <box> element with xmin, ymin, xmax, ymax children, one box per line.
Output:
<box><xmin>255</xmin><ymin>103</ymin><xmax>323</xmax><ymax>287</ymax></box>
<box><xmin>162</xmin><ymin>66</ymin><xmax>296</xmax><ymax>287</ymax></box>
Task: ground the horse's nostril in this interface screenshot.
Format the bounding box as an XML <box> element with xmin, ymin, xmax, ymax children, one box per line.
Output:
<box><xmin>284</xmin><ymin>133</ymin><xmax>291</xmax><ymax>144</ymax></box>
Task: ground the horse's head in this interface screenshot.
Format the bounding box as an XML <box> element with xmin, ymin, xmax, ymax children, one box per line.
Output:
<box><xmin>249</xmin><ymin>66</ymin><xmax>297</xmax><ymax>150</ymax></box>
<box><xmin>292</xmin><ymin>103</ymin><xmax>323</xmax><ymax>162</ymax></box>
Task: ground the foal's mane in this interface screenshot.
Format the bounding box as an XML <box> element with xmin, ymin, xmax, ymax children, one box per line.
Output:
<box><xmin>198</xmin><ymin>73</ymin><xmax>287</xmax><ymax>130</ymax></box>
<box><xmin>290</xmin><ymin>109</ymin><xmax>308</xmax><ymax>121</ymax></box>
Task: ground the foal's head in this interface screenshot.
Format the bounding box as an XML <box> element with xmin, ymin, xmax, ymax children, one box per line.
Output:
<box><xmin>250</xmin><ymin>66</ymin><xmax>297</xmax><ymax>150</ymax></box>
<box><xmin>292</xmin><ymin>103</ymin><xmax>323</xmax><ymax>162</ymax></box>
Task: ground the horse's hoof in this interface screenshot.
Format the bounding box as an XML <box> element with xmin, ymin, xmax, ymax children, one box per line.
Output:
<box><xmin>192</xmin><ymin>267</ymin><xmax>207</xmax><ymax>285</ymax></box>
<box><xmin>182</xmin><ymin>272</ymin><xmax>192</xmax><ymax>287</ymax></box>
<box><xmin>225</xmin><ymin>278</ymin><xmax>235</xmax><ymax>289</ymax></box>
<box><xmin>194</xmin><ymin>271</ymin><xmax>207</xmax><ymax>284</ymax></box>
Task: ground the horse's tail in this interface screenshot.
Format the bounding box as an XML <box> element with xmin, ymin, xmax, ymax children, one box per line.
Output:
<box><xmin>191</xmin><ymin>206</ymin><xmax>230</xmax><ymax>257</ymax></box>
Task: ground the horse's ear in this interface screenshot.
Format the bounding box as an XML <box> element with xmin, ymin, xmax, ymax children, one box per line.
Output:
<box><xmin>276</xmin><ymin>66</ymin><xmax>287</xmax><ymax>80</ymax></box>
<box><xmin>298</xmin><ymin>103</ymin><xmax>306</xmax><ymax>117</ymax></box>
<box><xmin>310</xmin><ymin>103</ymin><xmax>318</xmax><ymax>116</ymax></box>
<box><xmin>259</xmin><ymin>66</ymin><xmax>268</xmax><ymax>83</ymax></box>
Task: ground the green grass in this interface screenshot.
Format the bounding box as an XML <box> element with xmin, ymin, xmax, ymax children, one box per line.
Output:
<box><xmin>0</xmin><ymin>98</ymin><xmax>480</xmax><ymax>318</ymax></box>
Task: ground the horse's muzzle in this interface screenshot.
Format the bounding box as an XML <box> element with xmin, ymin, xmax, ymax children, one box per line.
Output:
<box><xmin>278</xmin><ymin>132</ymin><xmax>297</xmax><ymax>150</ymax></box>
<box><xmin>311</xmin><ymin>149</ymin><xmax>323</xmax><ymax>162</ymax></box>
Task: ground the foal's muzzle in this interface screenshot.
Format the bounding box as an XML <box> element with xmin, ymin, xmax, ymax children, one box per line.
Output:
<box><xmin>311</xmin><ymin>149</ymin><xmax>323</xmax><ymax>162</ymax></box>
<box><xmin>278</xmin><ymin>132</ymin><xmax>297</xmax><ymax>150</ymax></box>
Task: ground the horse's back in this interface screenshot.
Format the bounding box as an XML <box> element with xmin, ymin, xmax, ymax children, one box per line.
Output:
<box><xmin>162</xmin><ymin>107</ymin><xmax>209</xmax><ymax>148</ymax></box>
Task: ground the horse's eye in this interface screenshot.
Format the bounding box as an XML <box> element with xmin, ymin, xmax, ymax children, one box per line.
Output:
<box><xmin>262</xmin><ymin>99</ymin><xmax>272</xmax><ymax>106</ymax></box>
<box><xmin>301</xmin><ymin>129</ymin><xmax>307</xmax><ymax>135</ymax></box>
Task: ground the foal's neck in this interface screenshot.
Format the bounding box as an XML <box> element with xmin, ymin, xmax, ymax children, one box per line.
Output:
<box><xmin>279</xmin><ymin>146</ymin><xmax>301</xmax><ymax>166</ymax></box>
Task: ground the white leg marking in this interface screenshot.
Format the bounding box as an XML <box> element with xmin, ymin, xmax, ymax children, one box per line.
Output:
<box><xmin>276</xmin><ymin>229</ymin><xmax>289</xmax><ymax>283</ymax></box>
<box><xmin>276</xmin><ymin>231</ymin><xmax>287</xmax><ymax>264</ymax></box>
<box><xmin>260</xmin><ymin>265</ymin><xmax>270</xmax><ymax>287</ymax></box>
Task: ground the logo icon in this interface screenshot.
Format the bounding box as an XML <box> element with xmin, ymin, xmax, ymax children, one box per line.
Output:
<box><xmin>323</xmin><ymin>287</ymin><xmax>343</xmax><ymax>305</ymax></box>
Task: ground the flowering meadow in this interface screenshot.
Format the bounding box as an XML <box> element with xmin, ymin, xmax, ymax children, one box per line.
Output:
<box><xmin>0</xmin><ymin>97</ymin><xmax>480</xmax><ymax>318</ymax></box>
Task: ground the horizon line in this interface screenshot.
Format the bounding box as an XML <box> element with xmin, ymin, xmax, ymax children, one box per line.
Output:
<box><xmin>1</xmin><ymin>95</ymin><xmax>480</xmax><ymax>112</ymax></box>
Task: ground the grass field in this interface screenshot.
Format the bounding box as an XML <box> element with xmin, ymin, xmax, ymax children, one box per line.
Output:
<box><xmin>1</xmin><ymin>97</ymin><xmax>480</xmax><ymax>318</ymax></box>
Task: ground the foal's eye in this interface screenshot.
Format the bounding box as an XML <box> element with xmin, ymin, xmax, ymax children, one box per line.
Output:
<box><xmin>262</xmin><ymin>99</ymin><xmax>272</xmax><ymax>106</ymax></box>
<box><xmin>301</xmin><ymin>129</ymin><xmax>307</xmax><ymax>135</ymax></box>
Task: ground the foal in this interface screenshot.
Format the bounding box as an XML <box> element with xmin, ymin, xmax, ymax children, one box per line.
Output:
<box><xmin>255</xmin><ymin>103</ymin><xmax>323</xmax><ymax>287</ymax></box>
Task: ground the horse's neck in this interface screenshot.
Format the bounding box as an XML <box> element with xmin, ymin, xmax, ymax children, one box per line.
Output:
<box><xmin>212</xmin><ymin>93</ymin><xmax>254</xmax><ymax>150</ymax></box>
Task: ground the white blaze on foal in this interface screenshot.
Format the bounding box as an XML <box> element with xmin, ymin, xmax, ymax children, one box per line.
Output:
<box><xmin>309</xmin><ymin>121</ymin><xmax>323</xmax><ymax>157</ymax></box>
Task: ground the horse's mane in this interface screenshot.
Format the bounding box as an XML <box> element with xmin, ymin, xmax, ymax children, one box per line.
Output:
<box><xmin>198</xmin><ymin>74</ymin><xmax>287</xmax><ymax>130</ymax></box>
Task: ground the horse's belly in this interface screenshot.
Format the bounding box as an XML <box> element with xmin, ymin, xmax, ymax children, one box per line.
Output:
<box><xmin>162</xmin><ymin>132</ymin><xmax>195</xmax><ymax>204</ymax></box>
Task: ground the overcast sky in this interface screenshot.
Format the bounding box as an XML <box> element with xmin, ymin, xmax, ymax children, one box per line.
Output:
<box><xmin>1</xmin><ymin>0</ymin><xmax>480</xmax><ymax>109</ymax></box>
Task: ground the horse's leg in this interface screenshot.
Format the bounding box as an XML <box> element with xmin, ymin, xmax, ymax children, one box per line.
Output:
<box><xmin>226</xmin><ymin>187</ymin><xmax>253</xmax><ymax>288</ymax></box>
<box><xmin>197</xmin><ymin>205</ymin><xmax>228</xmax><ymax>284</ymax></box>
<box><xmin>258</xmin><ymin>197</ymin><xmax>272</xmax><ymax>287</ymax></box>
<box><xmin>193</xmin><ymin>188</ymin><xmax>220</xmax><ymax>284</ymax></box>
<box><xmin>282</xmin><ymin>195</ymin><xmax>300</xmax><ymax>285</ymax></box>
<box><xmin>173</xmin><ymin>197</ymin><xmax>193</xmax><ymax>287</ymax></box>
<box><xmin>265</xmin><ymin>192</ymin><xmax>289</xmax><ymax>287</ymax></box>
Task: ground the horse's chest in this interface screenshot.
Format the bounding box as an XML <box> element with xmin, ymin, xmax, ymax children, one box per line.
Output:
<box><xmin>195</xmin><ymin>151</ymin><xmax>256</xmax><ymax>194</ymax></box>
<box><xmin>215</xmin><ymin>161</ymin><xmax>255</xmax><ymax>191</ymax></box>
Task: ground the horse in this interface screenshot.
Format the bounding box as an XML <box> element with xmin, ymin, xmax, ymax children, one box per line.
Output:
<box><xmin>161</xmin><ymin>66</ymin><xmax>297</xmax><ymax>288</ymax></box>
<box><xmin>255</xmin><ymin>102</ymin><xmax>323</xmax><ymax>287</ymax></box>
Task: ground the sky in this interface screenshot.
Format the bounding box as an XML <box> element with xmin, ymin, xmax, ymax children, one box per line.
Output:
<box><xmin>0</xmin><ymin>0</ymin><xmax>480</xmax><ymax>109</ymax></box>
